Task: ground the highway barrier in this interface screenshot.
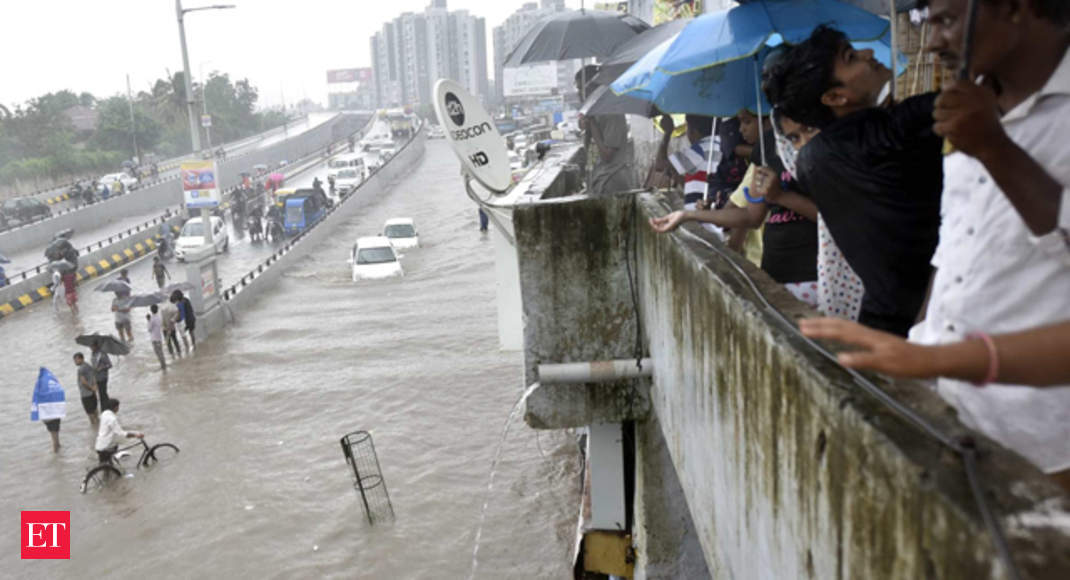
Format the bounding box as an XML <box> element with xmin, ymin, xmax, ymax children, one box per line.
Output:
<box><xmin>0</xmin><ymin>215</ymin><xmax>182</xmax><ymax>320</ymax></box>
<box><xmin>0</xmin><ymin>114</ymin><xmax>368</xmax><ymax>256</ymax></box>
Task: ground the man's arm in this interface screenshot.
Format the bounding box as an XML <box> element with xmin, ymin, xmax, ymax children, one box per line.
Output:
<box><xmin>933</xmin><ymin>81</ymin><xmax>1063</xmax><ymax>235</ymax></box>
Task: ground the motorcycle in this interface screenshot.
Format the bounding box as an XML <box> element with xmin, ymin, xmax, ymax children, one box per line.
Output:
<box><xmin>247</xmin><ymin>214</ymin><xmax>263</xmax><ymax>242</ymax></box>
<box><xmin>266</xmin><ymin>217</ymin><xmax>284</xmax><ymax>244</ymax></box>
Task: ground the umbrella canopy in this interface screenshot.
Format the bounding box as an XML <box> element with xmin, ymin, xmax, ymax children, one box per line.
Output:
<box><xmin>610</xmin><ymin>0</ymin><xmax>900</xmax><ymax>116</ymax></box>
<box><xmin>94</xmin><ymin>279</ymin><xmax>133</xmax><ymax>294</ymax></box>
<box><xmin>738</xmin><ymin>0</ymin><xmax>917</xmax><ymax>13</ymax></box>
<box><xmin>75</xmin><ymin>333</ymin><xmax>130</xmax><ymax>356</ymax></box>
<box><xmin>582</xmin><ymin>84</ymin><xmax>661</xmax><ymax>117</ymax></box>
<box><xmin>593</xmin><ymin>19</ymin><xmax>689</xmax><ymax>86</ymax></box>
<box><xmin>44</xmin><ymin>238</ymin><xmax>76</xmax><ymax>262</ymax></box>
<box><xmin>53</xmin><ymin>228</ymin><xmax>74</xmax><ymax>240</ymax></box>
<box><xmin>503</xmin><ymin>9</ymin><xmax>649</xmax><ymax>68</ymax></box>
<box><xmin>48</xmin><ymin>259</ymin><xmax>77</xmax><ymax>273</ymax></box>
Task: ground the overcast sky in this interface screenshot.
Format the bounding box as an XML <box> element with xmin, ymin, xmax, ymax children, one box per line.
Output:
<box><xmin>1</xmin><ymin>0</ymin><xmax>586</xmax><ymax>111</ymax></box>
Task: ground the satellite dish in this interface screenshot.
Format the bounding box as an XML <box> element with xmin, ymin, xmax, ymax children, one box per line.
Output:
<box><xmin>432</xmin><ymin>79</ymin><xmax>511</xmax><ymax>193</ymax></box>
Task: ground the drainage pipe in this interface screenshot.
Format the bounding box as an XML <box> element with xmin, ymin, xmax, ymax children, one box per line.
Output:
<box><xmin>538</xmin><ymin>358</ymin><xmax>653</xmax><ymax>384</ymax></box>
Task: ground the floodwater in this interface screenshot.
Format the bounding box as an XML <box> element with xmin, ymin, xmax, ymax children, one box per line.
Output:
<box><xmin>0</xmin><ymin>140</ymin><xmax>581</xmax><ymax>579</ymax></box>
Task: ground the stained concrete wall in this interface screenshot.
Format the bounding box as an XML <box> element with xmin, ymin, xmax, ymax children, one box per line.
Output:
<box><xmin>512</xmin><ymin>182</ymin><xmax>1070</xmax><ymax>578</ymax></box>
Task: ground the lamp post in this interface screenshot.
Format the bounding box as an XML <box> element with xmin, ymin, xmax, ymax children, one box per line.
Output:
<box><xmin>175</xmin><ymin>0</ymin><xmax>234</xmax><ymax>246</ymax></box>
<box><xmin>200</xmin><ymin>61</ymin><xmax>214</xmax><ymax>150</ymax></box>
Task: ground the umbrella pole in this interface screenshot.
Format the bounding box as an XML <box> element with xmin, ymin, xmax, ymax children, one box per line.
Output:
<box><xmin>889</xmin><ymin>0</ymin><xmax>897</xmax><ymax>103</ymax></box>
<box><xmin>754</xmin><ymin>58</ymin><xmax>767</xmax><ymax>168</ymax></box>
<box><xmin>703</xmin><ymin>117</ymin><xmax>719</xmax><ymax>205</ymax></box>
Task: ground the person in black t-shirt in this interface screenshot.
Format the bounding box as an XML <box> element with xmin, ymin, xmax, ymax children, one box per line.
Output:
<box><xmin>650</xmin><ymin>110</ymin><xmax>819</xmax><ymax>301</ymax></box>
<box><xmin>764</xmin><ymin>25</ymin><xmax>943</xmax><ymax>336</ymax></box>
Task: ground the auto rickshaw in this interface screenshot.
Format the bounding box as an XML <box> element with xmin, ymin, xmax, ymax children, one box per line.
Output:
<box><xmin>282</xmin><ymin>189</ymin><xmax>327</xmax><ymax>236</ymax></box>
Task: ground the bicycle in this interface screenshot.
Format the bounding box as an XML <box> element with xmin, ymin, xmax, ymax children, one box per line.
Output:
<box><xmin>80</xmin><ymin>438</ymin><xmax>180</xmax><ymax>493</ymax></box>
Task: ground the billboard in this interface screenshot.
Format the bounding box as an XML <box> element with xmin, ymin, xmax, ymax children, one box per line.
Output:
<box><xmin>327</xmin><ymin>68</ymin><xmax>372</xmax><ymax>84</ymax></box>
<box><xmin>654</xmin><ymin>0</ymin><xmax>703</xmax><ymax>24</ymax></box>
<box><xmin>594</xmin><ymin>1</ymin><xmax>628</xmax><ymax>12</ymax></box>
<box><xmin>181</xmin><ymin>160</ymin><xmax>220</xmax><ymax>209</ymax></box>
<box><xmin>502</xmin><ymin>62</ymin><xmax>559</xmax><ymax>97</ymax></box>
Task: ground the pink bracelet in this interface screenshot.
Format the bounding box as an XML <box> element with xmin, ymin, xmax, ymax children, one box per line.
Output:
<box><xmin>966</xmin><ymin>332</ymin><xmax>999</xmax><ymax>387</ymax></box>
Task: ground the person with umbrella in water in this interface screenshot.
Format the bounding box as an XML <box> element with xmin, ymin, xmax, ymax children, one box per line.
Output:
<box><xmin>152</xmin><ymin>257</ymin><xmax>170</xmax><ymax>289</ymax></box>
<box><xmin>75</xmin><ymin>334</ymin><xmax>127</xmax><ymax>410</ymax></box>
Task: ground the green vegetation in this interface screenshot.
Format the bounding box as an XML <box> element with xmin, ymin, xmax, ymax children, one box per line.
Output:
<box><xmin>0</xmin><ymin>72</ymin><xmax>289</xmax><ymax>189</ymax></box>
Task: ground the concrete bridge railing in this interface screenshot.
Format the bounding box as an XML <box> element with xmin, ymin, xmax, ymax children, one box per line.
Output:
<box><xmin>511</xmin><ymin>159</ymin><xmax>1070</xmax><ymax>578</ymax></box>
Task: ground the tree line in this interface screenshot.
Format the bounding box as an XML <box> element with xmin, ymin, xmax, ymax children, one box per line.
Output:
<box><xmin>0</xmin><ymin>71</ymin><xmax>289</xmax><ymax>189</ymax></box>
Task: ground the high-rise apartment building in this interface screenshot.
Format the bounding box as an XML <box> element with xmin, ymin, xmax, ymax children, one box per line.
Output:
<box><xmin>492</xmin><ymin>0</ymin><xmax>573</xmax><ymax>105</ymax></box>
<box><xmin>370</xmin><ymin>1</ymin><xmax>489</xmax><ymax>109</ymax></box>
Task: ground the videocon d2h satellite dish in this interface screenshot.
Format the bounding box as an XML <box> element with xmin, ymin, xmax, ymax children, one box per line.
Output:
<box><xmin>433</xmin><ymin>79</ymin><xmax>511</xmax><ymax>194</ymax></box>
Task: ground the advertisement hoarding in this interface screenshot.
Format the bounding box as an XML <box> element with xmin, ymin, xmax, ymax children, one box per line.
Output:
<box><xmin>327</xmin><ymin>68</ymin><xmax>373</xmax><ymax>84</ymax></box>
<box><xmin>502</xmin><ymin>62</ymin><xmax>559</xmax><ymax>97</ymax></box>
<box><xmin>654</xmin><ymin>0</ymin><xmax>703</xmax><ymax>24</ymax></box>
<box><xmin>181</xmin><ymin>160</ymin><xmax>221</xmax><ymax>209</ymax></box>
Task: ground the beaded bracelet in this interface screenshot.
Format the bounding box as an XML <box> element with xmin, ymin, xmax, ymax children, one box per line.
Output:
<box><xmin>966</xmin><ymin>332</ymin><xmax>999</xmax><ymax>387</ymax></box>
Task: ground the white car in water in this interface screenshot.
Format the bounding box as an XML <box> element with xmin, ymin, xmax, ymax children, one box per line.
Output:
<box><xmin>382</xmin><ymin>218</ymin><xmax>419</xmax><ymax>249</ymax></box>
<box><xmin>175</xmin><ymin>215</ymin><xmax>228</xmax><ymax>261</ymax></box>
<box><xmin>351</xmin><ymin>236</ymin><xmax>403</xmax><ymax>281</ymax></box>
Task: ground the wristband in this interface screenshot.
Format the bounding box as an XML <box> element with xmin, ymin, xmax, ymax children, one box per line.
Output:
<box><xmin>742</xmin><ymin>186</ymin><xmax>765</xmax><ymax>204</ymax></box>
<box><xmin>966</xmin><ymin>332</ymin><xmax>999</xmax><ymax>387</ymax></box>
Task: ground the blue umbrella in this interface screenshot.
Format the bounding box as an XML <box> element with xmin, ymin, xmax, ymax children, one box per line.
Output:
<box><xmin>610</xmin><ymin>0</ymin><xmax>900</xmax><ymax>117</ymax></box>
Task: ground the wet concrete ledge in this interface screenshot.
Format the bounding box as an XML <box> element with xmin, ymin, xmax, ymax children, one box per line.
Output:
<box><xmin>512</xmin><ymin>169</ymin><xmax>1070</xmax><ymax>577</ymax></box>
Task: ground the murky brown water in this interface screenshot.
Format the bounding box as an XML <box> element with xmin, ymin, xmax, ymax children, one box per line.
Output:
<box><xmin>1</xmin><ymin>141</ymin><xmax>580</xmax><ymax>579</ymax></box>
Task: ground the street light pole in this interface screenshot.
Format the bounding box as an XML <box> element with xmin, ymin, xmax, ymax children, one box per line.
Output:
<box><xmin>175</xmin><ymin>0</ymin><xmax>235</xmax><ymax>248</ymax></box>
<box><xmin>176</xmin><ymin>0</ymin><xmax>201</xmax><ymax>154</ymax></box>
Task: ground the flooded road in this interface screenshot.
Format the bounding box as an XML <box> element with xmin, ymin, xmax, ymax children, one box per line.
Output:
<box><xmin>1</xmin><ymin>140</ymin><xmax>581</xmax><ymax>579</ymax></box>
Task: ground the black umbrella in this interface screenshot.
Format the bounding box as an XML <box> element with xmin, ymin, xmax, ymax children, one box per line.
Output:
<box><xmin>75</xmin><ymin>333</ymin><xmax>130</xmax><ymax>356</ymax></box>
<box><xmin>581</xmin><ymin>84</ymin><xmax>660</xmax><ymax>117</ymax></box>
<box><xmin>44</xmin><ymin>238</ymin><xmax>74</xmax><ymax>262</ymax></box>
<box><xmin>53</xmin><ymin>228</ymin><xmax>74</xmax><ymax>240</ymax></box>
<box><xmin>503</xmin><ymin>9</ymin><xmax>649</xmax><ymax>68</ymax></box>
<box><xmin>95</xmin><ymin>279</ymin><xmax>133</xmax><ymax>294</ymax></box>
<box><xmin>593</xmin><ymin>19</ymin><xmax>689</xmax><ymax>86</ymax></box>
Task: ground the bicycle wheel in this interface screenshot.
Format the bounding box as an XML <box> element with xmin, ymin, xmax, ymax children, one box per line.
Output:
<box><xmin>81</xmin><ymin>464</ymin><xmax>122</xmax><ymax>494</ymax></box>
<box><xmin>144</xmin><ymin>443</ymin><xmax>180</xmax><ymax>466</ymax></box>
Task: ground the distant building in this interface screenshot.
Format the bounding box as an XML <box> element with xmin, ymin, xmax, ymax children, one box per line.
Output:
<box><xmin>628</xmin><ymin>0</ymin><xmax>734</xmax><ymax>24</ymax></box>
<box><xmin>492</xmin><ymin>1</ymin><xmax>576</xmax><ymax>106</ymax></box>
<box><xmin>370</xmin><ymin>1</ymin><xmax>490</xmax><ymax>109</ymax></box>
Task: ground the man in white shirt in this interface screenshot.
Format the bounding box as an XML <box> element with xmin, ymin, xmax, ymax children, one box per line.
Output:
<box><xmin>912</xmin><ymin>0</ymin><xmax>1070</xmax><ymax>481</ymax></box>
<box><xmin>147</xmin><ymin>304</ymin><xmax>166</xmax><ymax>371</ymax></box>
<box><xmin>94</xmin><ymin>398</ymin><xmax>143</xmax><ymax>465</ymax></box>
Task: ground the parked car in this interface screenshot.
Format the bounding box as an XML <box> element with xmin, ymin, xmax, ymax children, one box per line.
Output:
<box><xmin>98</xmin><ymin>172</ymin><xmax>137</xmax><ymax>194</ymax></box>
<box><xmin>382</xmin><ymin>218</ymin><xmax>419</xmax><ymax>250</ymax></box>
<box><xmin>351</xmin><ymin>236</ymin><xmax>403</xmax><ymax>281</ymax></box>
<box><xmin>174</xmin><ymin>215</ymin><xmax>228</xmax><ymax>261</ymax></box>
<box><xmin>334</xmin><ymin>168</ymin><xmax>362</xmax><ymax>196</ymax></box>
<box><xmin>1</xmin><ymin>197</ymin><xmax>52</xmax><ymax>226</ymax></box>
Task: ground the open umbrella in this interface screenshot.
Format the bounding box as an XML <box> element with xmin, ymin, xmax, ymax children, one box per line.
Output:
<box><xmin>53</xmin><ymin>228</ymin><xmax>74</xmax><ymax>240</ymax></box>
<box><xmin>592</xmin><ymin>18</ymin><xmax>688</xmax><ymax>86</ymax></box>
<box><xmin>582</xmin><ymin>84</ymin><xmax>661</xmax><ymax>117</ymax></box>
<box><xmin>503</xmin><ymin>9</ymin><xmax>649</xmax><ymax>68</ymax></box>
<box><xmin>610</xmin><ymin>0</ymin><xmax>902</xmax><ymax>117</ymax></box>
<box><xmin>75</xmin><ymin>333</ymin><xmax>130</xmax><ymax>356</ymax></box>
<box><xmin>95</xmin><ymin>279</ymin><xmax>133</xmax><ymax>294</ymax></box>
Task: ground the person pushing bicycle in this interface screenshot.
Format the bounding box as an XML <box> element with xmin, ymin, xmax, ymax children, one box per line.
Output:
<box><xmin>94</xmin><ymin>398</ymin><xmax>143</xmax><ymax>465</ymax></box>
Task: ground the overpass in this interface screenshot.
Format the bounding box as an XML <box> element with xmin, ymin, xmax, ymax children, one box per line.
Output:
<box><xmin>486</xmin><ymin>142</ymin><xmax>1070</xmax><ymax>579</ymax></box>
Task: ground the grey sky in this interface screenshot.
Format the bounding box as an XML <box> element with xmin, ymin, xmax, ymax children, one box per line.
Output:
<box><xmin>2</xmin><ymin>0</ymin><xmax>584</xmax><ymax>110</ymax></box>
